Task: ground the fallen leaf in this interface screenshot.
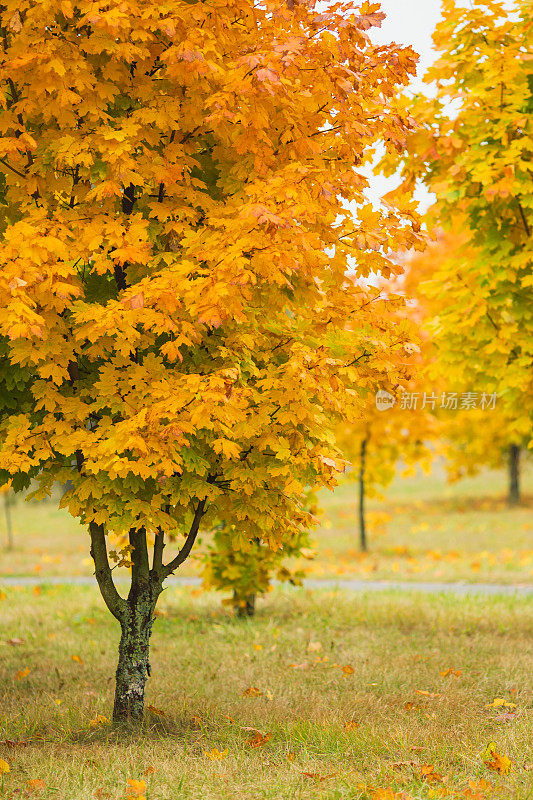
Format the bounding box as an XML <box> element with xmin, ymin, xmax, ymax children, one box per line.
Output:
<box><xmin>146</xmin><ymin>704</ymin><xmax>165</xmax><ymax>716</ymax></box>
<box><xmin>482</xmin><ymin>742</ymin><xmax>512</xmax><ymax>775</ymax></box>
<box><xmin>6</xmin><ymin>638</ymin><xmax>25</xmax><ymax>646</ymax></box>
<box><xmin>89</xmin><ymin>714</ymin><xmax>108</xmax><ymax>728</ymax></box>
<box><xmin>247</xmin><ymin>731</ymin><xmax>271</xmax><ymax>748</ymax></box>
<box><xmin>343</xmin><ymin>721</ymin><xmax>359</xmax><ymax>731</ymax></box>
<box><xmin>301</xmin><ymin>771</ymin><xmax>337</xmax><ymax>781</ymax></box>
<box><xmin>242</xmin><ymin>686</ymin><xmax>263</xmax><ymax>697</ymax></box>
<box><xmin>0</xmin><ymin>758</ymin><xmax>9</xmax><ymax>774</ymax></box>
<box><xmin>414</xmin><ymin>690</ymin><xmax>440</xmax><ymax>698</ymax></box>
<box><xmin>15</xmin><ymin>666</ymin><xmax>30</xmax><ymax>680</ymax></box>
<box><xmin>26</xmin><ymin>779</ymin><xmax>46</xmax><ymax>792</ymax></box>
<box><xmin>485</xmin><ymin>698</ymin><xmax>516</xmax><ymax>709</ymax></box>
<box><xmin>341</xmin><ymin>664</ymin><xmax>354</xmax><ymax>676</ymax></box>
<box><xmin>439</xmin><ymin>668</ymin><xmax>462</xmax><ymax>677</ymax></box>
<box><xmin>203</xmin><ymin>748</ymin><xmax>228</xmax><ymax>760</ymax></box>
<box><xmin>126</xmin><ymin>778</ymin><xmax>146</xmax><ymax>799</ymax></box>
<box><xmin>71</xmin><ymin>654</ymin><xmax>83</xmax><ymax>664</ymax></box>
<box><xmin>419</xmin><ymin>764</ymin><xmax>443</xmax><ymax>783</ymax></box>
<box><xmin>142</xmin><ymin>766</ymin><xmax>154</xmax><ymax>776</ymax></box>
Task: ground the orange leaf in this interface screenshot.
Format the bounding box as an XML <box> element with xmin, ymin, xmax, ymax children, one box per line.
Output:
<box><xmin>26</xmin><ymin>779</ymin><xmax>46</xmax><ymax>792</ymax></box>
<box><xmin>129</xmin><ymin>293</ymin><xmax>144</xmax><ymax>310</ymax></box>
<box><xmin>15</xmin><ymin>666</ymin><xmax>30</xmax><ymax>680</ymax></box>
<box><xmin>247</xmin><ymin>731</ymin><xmax>271</xmax><ymax>748</ymax></box>
<box><xmin>242</xmin><ymin>686</ymin><xmax>263</xmax><ymax>697</ymax></box>
<box><xmin>126</xmin><ymin>778</ymin><xmax>146</xmax><ymax>798</ymax></box>
<box><xmin>302</xmin><ymin>772</ymin><xmax>337</xmax><ymax>781</ymax></box>
<box><xmin>343</xmin><ymin>721</ymin><xmax>360</xmax><ymax>730</ymax></box>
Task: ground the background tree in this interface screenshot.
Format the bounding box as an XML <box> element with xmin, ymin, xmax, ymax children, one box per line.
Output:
<box><xmin>201</xmin><ymin>523</ymin><xmax>314</xmax><ymax>618</ymax></box>
<box><xmin>383</xmin><ymin>0</ymin><xmax>532</xmax><ymax>455</ymax></box>
<box><xmin>0</xmin><ymin>0</ymin><xmax>422</xmax><ymax>725</ymax></box>
<box><xmin>337</xmin><ymin>401</ymin><xmax>434</xmax><ymax>552</ymax></box>
<box><xmin>404</xmin><ymin>230</ymin><xmax>528</xmax><ymax>506</ymax></box>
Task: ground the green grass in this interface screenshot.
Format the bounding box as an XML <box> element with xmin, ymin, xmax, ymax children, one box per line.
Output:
<box><xmin>1</xmin><ymin>461</ymin><xmax>532</xmax><ymax>585</ymax></box>
<box><xmin>304</xmin><ymin>463</ymin><xmax>533</xmax><ymax>585</ymax></box>
<box><xmin>0</xmin><ymin>586</ymin><xmax>531</xmax><ymax>799</ymax></box>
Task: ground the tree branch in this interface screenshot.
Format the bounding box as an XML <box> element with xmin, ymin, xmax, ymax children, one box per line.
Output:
<box><xmin>516</xmin><ymin>199</ymin><xmax>530</xmax><ymax>237</ymax></box>
<box><xmin>129</xmin><ymin>527</ymin><xmax>150</xmax><ymax>583</ymax></box>
<box><xmin>89</xmin><ymin>522</ymin><xmax>126</xmax><ymax>621</ymax></box>
<box><xmin>161</xmin><ymin>498</ymin><xmax>207</xmax><ymax>579</ymax></box>
<box><xmin>0</xmin><ymin>157</ymin><xmax>26</xmax><ymax>178</ymax></box>
<box><xmin>152</xmin><ymin>526</ymin><xmax>165</xmax><ymax>576</ymax></box>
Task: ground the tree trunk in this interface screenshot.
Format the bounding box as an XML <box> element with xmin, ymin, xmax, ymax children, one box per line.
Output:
<box><xmin>113</xmin><ymin>579</ymin><xmax>158</xmax><ymax>725</ymax></box>
<box><xmin>508</xmin><ymin>444</ymin><xmax>520</xmax><ymax>506</ymax></box>
<box><xmin>359</xmin><ymin>437</ymin><xmax>368</xmax><ymax>552</ymax></box>
<box><xmin>234</xmin><ymin>591</ymin><xmax>256</xmax><ymax>617</ymax></box>
<box><xmin>4</xmin><ymin>493</ymin><xmax>13</xmax><ymax>551</ymax></box>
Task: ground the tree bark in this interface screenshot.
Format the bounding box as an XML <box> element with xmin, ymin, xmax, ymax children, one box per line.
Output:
<box><xmin>4</xmin><ymin>492</ymin><xmax>13</xmax><ymax>551</ymax></box>
<box><xmin>89</xmin><ymin>497</ymin><xmax>207</xmax><ymax>728</ymax></box>
<box><xmin>234</xmin><ymin>591</ymin><xmax>256</xmax><ymax>617</ymax></box>
<box><xmin>508</xmin><ymin>444</ymin><xmax>520</xmax><ymax>506</ymax></box>
<box><xmin>113</xmin><ymin>578</ymin><xmax>159</xmax><ymax>724</ymax></box>
<box><xmin>359</xmin><ymin>436</ymin><xmax>368</xmax><ymax>552</ymax></box>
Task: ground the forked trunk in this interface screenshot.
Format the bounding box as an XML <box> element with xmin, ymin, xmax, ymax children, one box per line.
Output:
<box><xmin>508</xmin><ymin>444</ymin><xmax>520</xmax><ymax>506</ymax></box>
<box><xmin>113</xmin><ymin>581</ymin><xmax>158</xmax><ymax>724</ymax></box>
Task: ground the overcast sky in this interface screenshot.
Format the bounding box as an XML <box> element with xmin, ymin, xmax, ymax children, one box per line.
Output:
<box><xmin>363</xmin><ymin>0</ymin><xmax>444</xmax><ymax>207</ymax></box>
<box><xmin>371</xmin><ymin>0</ymin><xmax>443</xmax><ymax>90</ymax></box>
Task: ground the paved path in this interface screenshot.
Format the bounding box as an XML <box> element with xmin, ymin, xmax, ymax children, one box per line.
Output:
<box><xmin>0</xmin><ymin>575</ymin><xmax>531</xmax><ymax>595</ymax></box>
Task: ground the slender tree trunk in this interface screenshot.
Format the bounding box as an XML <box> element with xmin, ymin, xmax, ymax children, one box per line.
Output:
<box><xmin>113</xmin><ymin>579</ymin><xmax>159</xmax><ymax>724</ymax></box>
<box><xmin>4</xmin><ymin>493</ymin><xmax>13</xmax><ymax>550</ymax></box>
<box><xmin>359</xmin><ymin>437</ymin><xmax>368</xmax><ymax>552</ymax></box>
<box><xmin>234</xmin><ymin>591</ymin><xmax>256</xmax><ymax>617</ymax></box>
<box><xmin>109</xmin><ymin>526</ymin><xmax>160</xmax><ymax>726</ymax></box>
<box><xmin>508</xmin><ymin>444</ymin><xmax>520</xmax><ymax>506</ymax></box>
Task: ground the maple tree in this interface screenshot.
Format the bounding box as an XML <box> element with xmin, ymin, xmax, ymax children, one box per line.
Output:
<box><xmin>337</xmin><ymin>397</ymin><xmax>434</xmax><ymax>552</ymax></box>
<box><xmin>404</xmin><ymin>231</ymin><xmax>528</xmax><ymax>506</ymax></box>
<box><xmin>382</xmin><ymin>0</ymin><xmax>533</xmax><ymax>457</ymax></box>
<box><xmin>0</xmin><ymin>0</ymin><xmax>422</xmax><ymax>724</ymax></box>
<box><xmin>201</xmin><ymin>514</ymin><xmax>313</xmax><ymax>617</ymax></box>
<box><xmin>335</xmin><ymin>279</ymin><xmax>434</xmax><ymax>551</ymax></box>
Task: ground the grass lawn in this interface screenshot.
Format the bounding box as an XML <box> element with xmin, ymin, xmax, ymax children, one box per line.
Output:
<box><xmin>305</xmin><ymin>463</ymin><xmax>533</xmax><ymax>585</ymax></box>
<box><xmin>1</xmin><ymin>462</ymin><xmax>532</xmax><ymax>585</ymax></box>
<box><xmin>0</xmin><ymin>585</ymin><xmax>532</xmax><ymax>799</ymax></box>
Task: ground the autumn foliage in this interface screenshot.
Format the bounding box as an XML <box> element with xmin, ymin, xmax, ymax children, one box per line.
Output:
<box><xmin>0</xmin><ymin>0</ymin><xmax>422</xmax><ymax>722</ymax></box>
<box><xmin>385</xmin><ymin>0</ymin><xmax>533</xmax><ymax>446</ymax></box>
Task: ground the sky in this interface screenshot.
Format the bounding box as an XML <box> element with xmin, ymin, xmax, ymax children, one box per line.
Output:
<box><xmin>370</xmin><ymin>0</ymin><xmax>443</xmax><ymax>91</ymax></box>
<box><xmin>364</xmin><ymin>0</ymin><xmax>444</xmax><ymax>208</ymax></box>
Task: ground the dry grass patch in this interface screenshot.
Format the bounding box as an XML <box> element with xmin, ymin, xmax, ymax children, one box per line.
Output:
<box><xmin>0</xmin><ymin>585</ymin><xmax>531</xmax><ymax>799</ymax></box>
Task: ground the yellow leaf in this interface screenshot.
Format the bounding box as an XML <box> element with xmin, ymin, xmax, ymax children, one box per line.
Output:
<box><xmin>0</xmin><ymin>758</ymin><xmax>9</xmax><ymax>775</ymax></box>
<box><xmin>89</xmin><ymin>714</ymin><xmax>108</xmax><ymax>728</ymax></box>
<box><xmin>203</xmin><ymin>748</ymin><xmax>228</xmax><ymax>760</ymax></box>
